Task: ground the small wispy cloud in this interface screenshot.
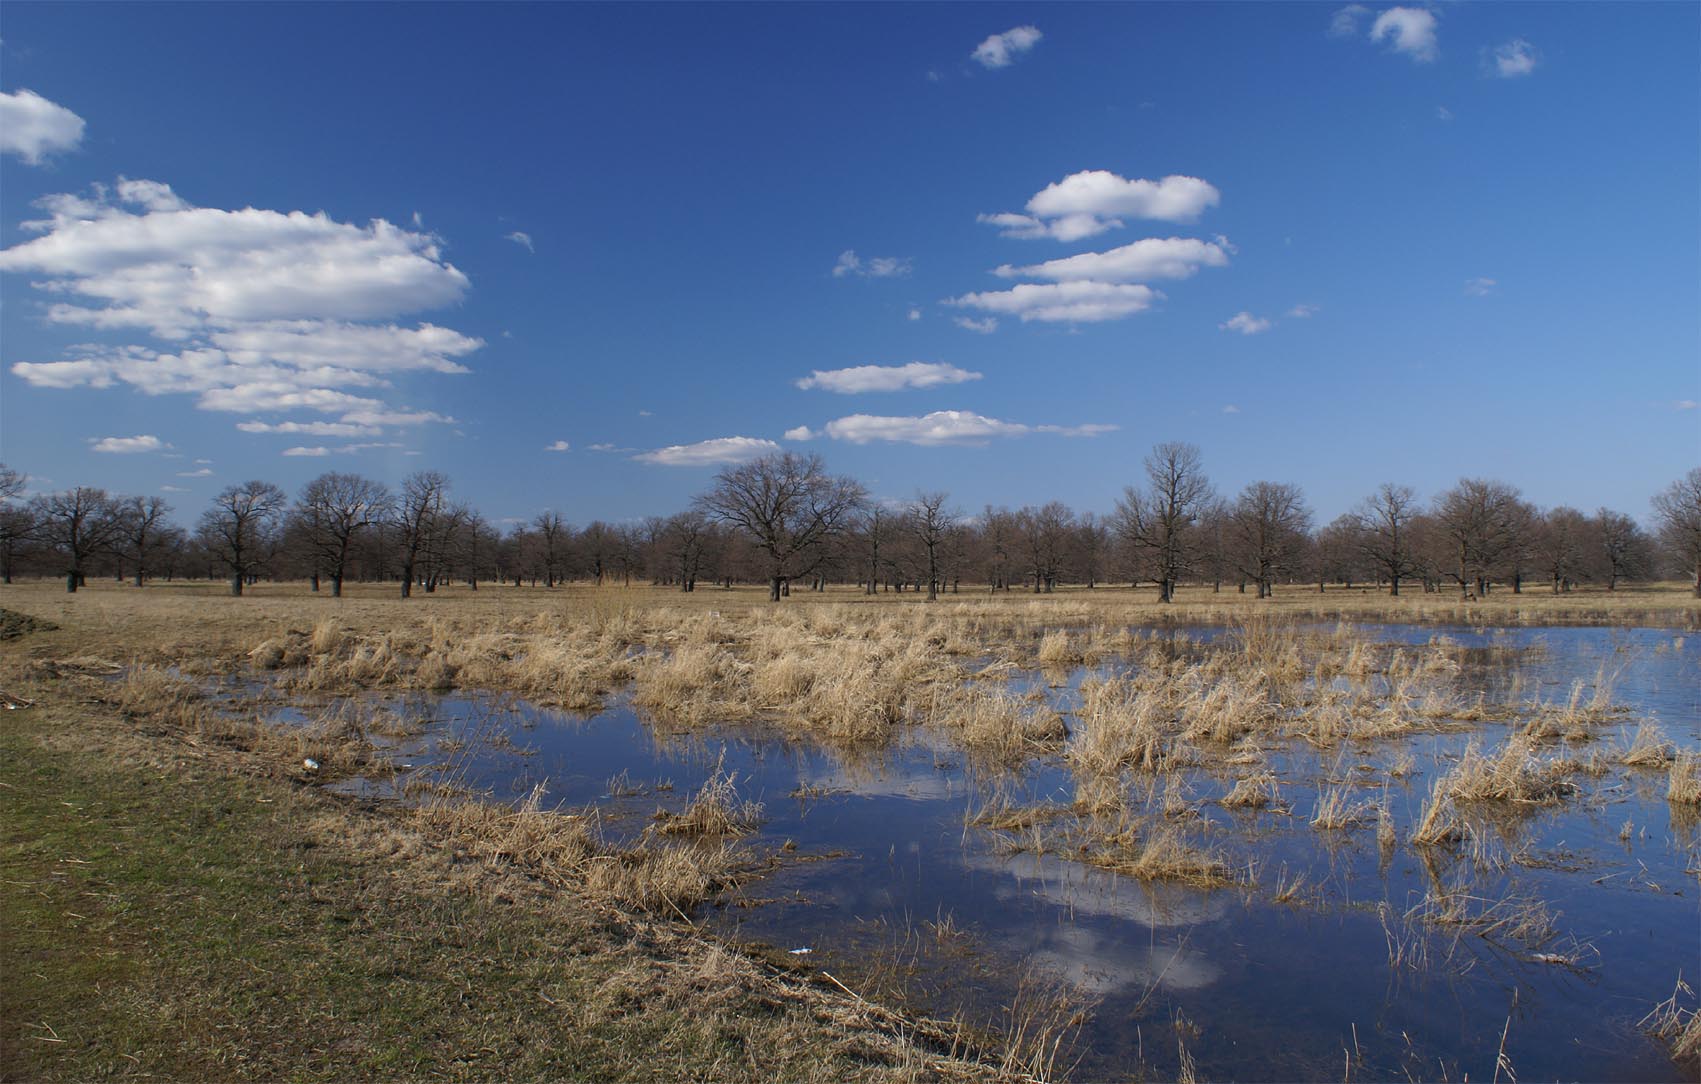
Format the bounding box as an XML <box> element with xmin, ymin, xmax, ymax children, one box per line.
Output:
<box><xmin>796</xmin><ymin>362</ymin><xmax>982</xmax><ymax>394</ymax></box>
<box><xmin>177</xmin><ymin>467</ymin><xmax>214</xmax><ymax>478</ymax></box>
<box><xmin>972</xmin><ymin>25</ymin><xmax>1042</xmax><ymax>69</ymax></box>
<box><xmin>1371</xmin><ymin>7</ymin><xmax>1439</xmax><ymax>63</ymax></box>
<box><xmin>505</xmin><ymin>230</ymin><xmax>535</xmax><ymax>252</ymax></box>
<box><xmin>89</xmin><ymin>434</ymin><xmax>166</xmax><ymax>454</ymax></box>
<box><xmin>1222</xmin><ymin>404</ymin><xmax>1242</xmax><ymax>414</ymax></box>
<box><xmin>953</xmin><ymin>316</ymin><xmax>998</xmax><ymax>334</ymax></box>
<box><xmin>634</xmin><ymin>436</ymin><xmax>781</xmax><ymax>467</ymax></box>
<box><xmin>1675</xmin><ymin>399</ymin><xmax>1698</xmax><ymax>411</ymax></box>
<box><xmin>833</xmin><ymin>250</ymin><xmax>912</xmax><ymax>279</ymax></box>
<box><xmin>1464</xmin><ymin>277</ymin><xmax>1497</xmax><ymax>297</ymax></box>
<box><xmin>1287</xmin><ymin>304</ymin><xmax>1320</xmax><ymax>319</ymax></box>
<box><xmin>544</xmin><ymin>439</ymin><xmax>570</xmax><ymax>452</ymax></box>
<box><xmin>1220</xmin><ymin>312</ymin><xmax>1272</xmax><ymax>335</ymax></box>
<box><xmin>283</xmin><ymin>446</ymin><xmax>331</xmax><ymax>457</ymax></box>
<box><xmin>1489</xmin><ymin>39</ymin><xmax>1539</xmax><ymax>78</ymax></box>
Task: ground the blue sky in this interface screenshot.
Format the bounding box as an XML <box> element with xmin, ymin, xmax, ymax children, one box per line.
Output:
<box><xmin>1</xmin><ymin>2</ymin><xmax>1696</xmax><ymax>527</ymax></box>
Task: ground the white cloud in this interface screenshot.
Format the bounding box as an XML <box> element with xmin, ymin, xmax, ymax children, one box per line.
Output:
<box><xmin>796</xmin><ymin>361</ymin><xmax>982</xmax><ymax>394</ymax></box>
<box><xmin>1028</xmin><ymin>171</ymin><xmax>1220</xmax><ymax>224</ymax></box>
<box><xmin>505</xmin><ymin>230</ymin><xmax>535</xmax><ymax>252</ymax></box>
<box><xmin>1674</xmin><ymin>400</ymin><xmax>1697</xmax><ymax>411</ymax></box>
<box><xmin>1436</xmin><ymin>105</ymin><xmax>1455</xmax><ymax>122</ymax></box>
<box><xmin>953</xmin><ymin>316</ymin><xmax>998</xmax><ymax>334</ymax></box>
<box><xmin>976</xmin><ymin>212</ymin><xmax>1121</xmax><ymax>243</ymax></box>
<box><xmin>90</xmin><ymin>434</ymin><xmax>166</xmax><ymax>454</ymax></box>
<box><xmin>1370</xmin><ymin>8</ymin><xmax>1439</xmax><ymax>63</ymax></box>
<box><xmin>282</xmin><ymin>446</ymin><xmax>331</xmax><ymax>457</ymax></box>
<box><xmin>2</xmin><ymin>181</ymin><xmax>469</xmax><ymax>334</ymax></box>
<box><xmin>633</xmin><ymin>436</ymin><xmax>781</xmax><ymax>467</ymax></box>
<box><xmin>545</xmin><ymin>439</ymin><xmax>571</xmax><ymax>452</ymax></box>
<box><xmin>1287</xmin><ymin>303</ymin><xmax>1320</xmax><ymax>318</ymax></box>
<box><xmin>0</xmin><ymin>89</ymin><xmax>86</xmax><ymax>165</ymax></box>
<box><xmin>1329</xmin><ymin>4</ymin><xmax>1370</xmax><ymax>37</ymax></box>
<box><xmin>994</xmin><ymin>236</ymin><xmax>1231</xmax><ymax>284</ymax></box>
<box><xmin>1220</xmin><ymin>312</ymin><xmax>1272</xmax><ymax>335</ymax></box>
<box><xmin>587</xmin><ymin>442</ymin><xmax>618</xmax><ymax>451</ymax></box>
<box><xmin>236</xmin><ymin>419</ymin><xmax>381</xmax><ymax>438</ymax></box>
<box><xmin>948</xmin><ymin>281</ymin><xmax>1160</xmax><ymax>323</ymax></box>
<box><xmin>907</xmin><ymin>308</ymin><xmax>922</xmax><ymax>321</ymax></box>
<box><xmin>1222</xmin><ymin>404</ymin><xmax>1242</xmax><ymax>414</ymax></box>
<box><xmin>980</xmin><ymin>172</ymin><xmax>1220</xmax><ymax>244</ymax></box>
<box><xmin>160</xmin><ymin>485</ymin><xmax>189</xmax><ymax>493</ymax></box>
<box><xmin>2</xmin><ymin>179</ymin><xmax>477</xmax><ymax>438</ymax></box>
<box><xmin>1490</xmin><ymin>39</ymin><xmax>1539</xmax><ymax>78</ymax></box>
<box><xmin>783</xmin><ymin>426</ymin><xmax>817</xmax><ymax>441</ymax></box>
<box><xmin>972</xmin><ymin>26</ymin><xmax>1042</xmax><ymax>69</ymax></box>
<box><xmin>1464</xmin><ymin>277</ymin><xmax>1496</xmax><ymax>297</ymax></box>
<box><xmin>832</xmin><ymin>250</ymin><xmax>911</xmax><ymax>279</ymax></box>
<box><xmin>817</xmin><ymin>410</ymin><xmax>1114</xmax><ymax>446</ymax></box>
<box><xmin>177</xmin><ymin>468</ymin><xmax>213</xmax><ymax>478</ymax></box>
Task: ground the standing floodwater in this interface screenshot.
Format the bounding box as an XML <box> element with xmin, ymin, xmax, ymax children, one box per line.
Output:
<box><xmin>283</xmin><ymin>624</ymin><xmax>1698</xmax><ymax>1081</ymax></box>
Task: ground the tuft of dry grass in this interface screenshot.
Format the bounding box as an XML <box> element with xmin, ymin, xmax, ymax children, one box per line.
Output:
<box><xmin>1639</xmin><ymin>977</ymin><xmax>1701</xmax><ymax>1063</ymax></box>
<box><xmin>1089</xmin><ymin>826</ymin><xmax>1237</xmax><ymax>887</ymax></box>
<box><xmin>1668</xmin><ymin>754</ymin><xmax>1701</xmax><ymax>806</ymax></box>
<box><xmin>1222</xmin><ymin>771</ymin><xmax>1281</xmax><ymax>810</ymax></box>
<box><xmin>655</xmin><ymin>754</ymin><xmax>765</xmax><ymax>837</ymax></box>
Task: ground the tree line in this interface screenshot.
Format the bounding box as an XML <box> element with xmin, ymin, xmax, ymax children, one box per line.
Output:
<box><xmin>2</xmin><ymin>447</ymin><xmax>1697</xmax><ymax>600</ymax></box>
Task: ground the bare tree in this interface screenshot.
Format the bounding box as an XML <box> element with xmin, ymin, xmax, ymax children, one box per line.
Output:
<box><xmin>394</xmin><ymin>471</ymin><xmax>450</xmax><ymax>598</ymax></box>
<box><xmin>1534</xmin><ymin>506</ymin><xmax>1589</xmax><ymax>593</ymax></box>
<box><xmin>0</xmin><ymin>464</ymin><xmax>31</xmax><ymax>585</ymax></box>
<box><xmin>31</xmin><ymin>487</ymin><xmax>122</xmax><ymax>593</ymax></box>
<box><xmin>199</xmin><ymin>481</ymin><xmax>287</xmax><ymax>596</ymax></box>
<box><xmin>1015</xmin><ymin>502</ymin><xmax>1071</xmax><ymax>593</ymax></box>
<box><xmin>1652</xmin><ymin>468</ymin><xmax>1701</xmax><ymax>597</ymax></box>
<box><xmin>697</xmin><ymin>452</ymin><xmax>865</xmax><ymax>602</ymax></box>
<box><xmin>295</xmin><ymin>472</ymin><xmax>391</xmax><ymax>597</ymax></box>
<box><xmin>531</xmin><ymin>511</ymin><xmax>569</xmax><ymax>587</ymax></box>
<box><xmin>908</xmin><ymin>491</ymin><xmax>957</xmax><ymax>601</ymax></box>
<box><xmin>1431</xmin><ymin>478</ymin><xmax>1523</xmax><ymax>598</ymax></box>
<box><xmin>116</xmin><ymin>495</ymin><xmax>174</xmax><ymax>587</ymax></box>
<box><xmin>1228</xmin><ymin>481</ymin><xmax>1312</xmax><ymax>597</ymax></box>
<box><xmin>1590</xmin><ymin>508</ymin><xmax>1650</xmax><ymax>590</ymax></box>
<box><xmin>1110</xmin><ymin>442</ymin><xmax>1213</xmax><ymax>602</ymax></box>
<box><xmin>1351</xmin><ymin>483</ymin><xmax>1423</xmax><ymax>596</ymax></box>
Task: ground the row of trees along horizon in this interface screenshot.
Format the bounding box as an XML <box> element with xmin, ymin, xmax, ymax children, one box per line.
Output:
<box><xmin>3</xmin><ymin>447</ymin><xmax>1698</xmax><ymax>602</ymax></box>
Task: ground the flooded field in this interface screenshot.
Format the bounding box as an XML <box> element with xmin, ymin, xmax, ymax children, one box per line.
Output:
<box><xmin>244</xmin><ymin>622</ymin><xmax>1698</xmax><ymax>1080</ymax></box>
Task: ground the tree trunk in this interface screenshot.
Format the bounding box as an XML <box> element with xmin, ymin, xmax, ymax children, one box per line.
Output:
<box><xmin>230</xmin><ymin>572</ymin><xmax>244</xmax><ymax>597</ymax></box>
<box><xmin>66</xmin><ymin>570</ymin><xmax>79</xmax><ymax>593</ymax></box>
<box><xmin>135</xmin><ymin>568</ymin><xmax>145</xmax><ymax>588</ymax></box>
<box><xmin>769</xmin><ymin>575</ymin><xmax>782</xmax><ymax>602</ymax></box>
<box><xmin>400</xmin><ymin>566</ymin><xmax>413</xmax><ymax>598</ymax></box>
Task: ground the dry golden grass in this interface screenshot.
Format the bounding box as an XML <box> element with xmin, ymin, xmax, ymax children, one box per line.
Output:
<box><xmin>1668</xmin><ymin>754</ymin><xmax>1701</xmax><ymax>806</ymax></box>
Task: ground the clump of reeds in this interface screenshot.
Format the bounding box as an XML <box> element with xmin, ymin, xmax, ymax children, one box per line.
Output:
<box><xmin>1092</xmin><ymin>826</ymin><xmax>1235</xmax><ymax>887</ymax></box>
<box><xmin>1411</xmin><ymin>777</ymin><xmax>1465</xmax><ymax>846</ymax></box>
<box><xmin>1620</xmin><ymin>722</ymin><xmax>1675</xmax><ymax>768</ymax></box>
<box><xmin>1639</xmin><ymin>976</ymin><xmax>1701</xmax><ymax>1062</ymax></box>
<box><xmin>935</xmin><ymin>687</ymin><xmax>1066</xmax><ymax>762</ymax></box>
<box><xmin>1310</xmin><ymin>784</ymin><xmax>1369</xmax><ymax>830</ymax></box>
<box><xmin>1668</xmin><ymin>754</ymin><xmax>1701</xmax><ymax>805</ymax></box>
<box><xmin>656</xmin><ymin>754</ymin><xmax>764</xmax><ymax>837</ymax></box>
<box><xmin>1221</xmin><ymin>771</ymin><xmax>1280</xmax><ymax>810</ymax></box>
<box><xmin>1036</xmin><ymin>629</ymin><xmax>1081</xmax><ymax>668</ymax></box>
<box><xmin>631</xmin><ymin>643</ymin><xmax>752</xmax><ymax>727</ymax></box>
<box><xmin>1443</xmin><ymin>738</ymin><xmax>1574</xmax><ymax>804</ymax></box>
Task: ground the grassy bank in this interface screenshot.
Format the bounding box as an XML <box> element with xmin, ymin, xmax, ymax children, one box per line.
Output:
<box><xmin>0</xmin><ymin>658</ymin><xmax>1002</xmax><ymax>1082</ymax></box>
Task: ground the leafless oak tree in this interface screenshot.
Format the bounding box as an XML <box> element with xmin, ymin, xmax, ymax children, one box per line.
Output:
<box><xmin>1652</xmin><ymin>468</ymin><xmax>1701</xmax><ymax>597</ymax></box>
<box><xmin>394</xmin><ymin>471</ymin><xmax>451</xmax><ymax>598</ymax></box>
<box><xmin>697</xmin><ymin>452</ymin><xmax>865</xmax><ymax>602</ymax></box>
<box><xmin>1111</xmin><ymin>442</ymin><xmax>1213</xmax><ymax>602</ymax></box>
<box><xmin>908</xmin><ymin>491</ymin><xmax>957</xmax><ymax>601</ymax></box>
<box><xmin>31</xmin><ymin>487</ymin><xmax>122</xmax><ymax>593</ymax></box>
<box><xmin>1228</xmin><ymin>481</ymin><xmax>1312</xmax><ymax>597</ymax></box>
<box><xmin>199</xmin><ymin>481</ymin><xmax>287</xmax><ymax>596</ymax></box>
<box><xmin>1351</xmin><ymin>483</ymin><xmax>1423</xmax><ymax>596</ymax></box>
<box><xmin>295</xmin><ymin>472</ymin><xmax>391</xmax><ymax>597</ymax></box>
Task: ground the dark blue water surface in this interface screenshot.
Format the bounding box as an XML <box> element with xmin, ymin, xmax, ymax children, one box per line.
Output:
<box><xmin>275</xmin><ymin>624</ymin><xmax>1698</xmax><ymax>1081</ymax></box>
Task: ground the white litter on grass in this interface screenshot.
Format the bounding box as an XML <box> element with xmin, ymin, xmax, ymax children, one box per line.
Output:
<box><xmin>302</xmin><ymin>757</ymin><xmax>320</xmax><ymax>772</ymax></box>
<box><xmin>788</xmin><ymin>947</ymin><xmax>812</xmax><ymax>955</ymax></box>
